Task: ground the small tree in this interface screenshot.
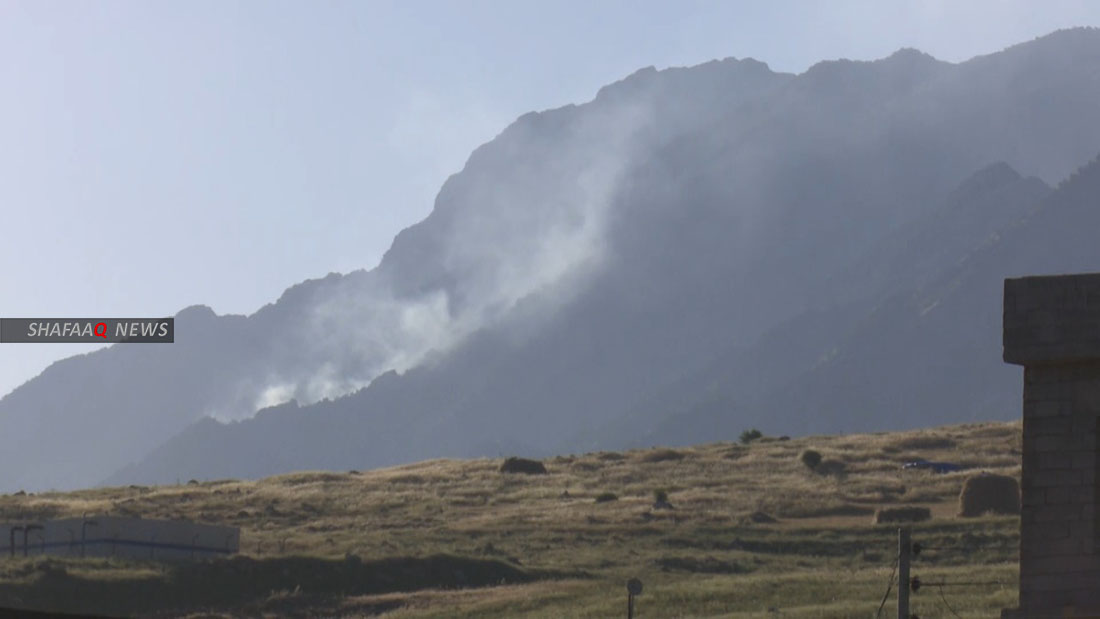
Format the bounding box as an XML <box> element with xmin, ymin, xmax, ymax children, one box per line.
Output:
<box><xmin>799</xmin><ymin>449</ymin><xmax>823</xmax><ymax>471</ymax></box>
<box><xmin>739</xmin><ymin>428</ymin><xmax>763</xmax><ymax>444</ymax></box>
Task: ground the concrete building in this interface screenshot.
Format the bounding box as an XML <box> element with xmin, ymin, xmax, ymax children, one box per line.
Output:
<box><xmin>1003</xmin><ymin>273</ymin><xmax>1100</xmax><ymax>617</ymax></box>
<box><xmin>0</xmin><ymin>517</ymin><xmax>239</xmax><ymax>561</ymax></box>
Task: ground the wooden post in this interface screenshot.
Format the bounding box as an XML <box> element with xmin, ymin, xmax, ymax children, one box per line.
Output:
<box><xmin>626</xmin><ymin>578</ymin><xmax>642</xmax><ymax>619</ymax></box>
<box><xmin>898</xmin><ymin>528</ymin><xmax>910</xmax><ymax>619</ymax></box>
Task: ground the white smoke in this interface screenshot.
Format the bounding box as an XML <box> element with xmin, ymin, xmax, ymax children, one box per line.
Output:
<box><xmin>255</xmin><ymin>383</ymin><xmax>296</xmax><ymax>410</ymax></box>
<box><xmin>234</xmin><ymin>97</ymin><xmax>656</xmax><ymax>417</ymax></box>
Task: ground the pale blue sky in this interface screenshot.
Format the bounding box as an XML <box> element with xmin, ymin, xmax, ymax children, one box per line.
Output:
<box><xmin>2</xmin><ymin>0</ymin><xmax>1099</xmax><ymax>398</ymax></box>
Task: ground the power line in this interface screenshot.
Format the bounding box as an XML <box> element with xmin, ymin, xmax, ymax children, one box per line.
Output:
<box><xmin>937</xmin><ymin>582</ymin><xmax>963</xmax><ymax>619</ymax></box>
<box><xmin>936</xmin><ymin>580</ymin><xmax>1008</xmax><ymax>587</ymax></box>
<box><xmin>875</xmin><ymin>554</ymin><xmax>899</xmax><ymax>619</ymax></box>
<box><xmin>912</xmin><ymin>578</ymin><xmax>1007</xmax><ymax>589</ymax></box>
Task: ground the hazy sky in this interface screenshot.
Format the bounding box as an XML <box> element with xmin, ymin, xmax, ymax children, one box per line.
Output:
<box><xmin>1</xmin><ymin>0</ymin><xmax>1099</xmax><ymax>399</ymax></box>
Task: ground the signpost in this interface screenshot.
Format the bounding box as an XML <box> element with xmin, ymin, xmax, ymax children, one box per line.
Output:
<box><xmin>627</xmin><ymin>578</ymin><xmax>643</xmax><ymax>618</ymax></box>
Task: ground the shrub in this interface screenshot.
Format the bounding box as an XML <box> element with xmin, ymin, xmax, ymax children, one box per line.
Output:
<box><xmin>958</xmin><ymin>473</ymin><xmax>1019</xmax><ymax>517</ymax></box>
<box><xmin>499</xmin><ymin>457</ymin><xmax>547</xmax><ymax>475</ymax></box>
<box><xmin>652</xmin><ymin>489</ymin><xmax>674</xmax><ymax>509</ymax></box>
<box><xmin>873</xmin><ymin>506</ymin><xmax>932</xmax><ymax>524</ymax></box>
<box><xmin>739</xmin><ymin>428</ymin><xmax>763</xmax><ymax>444</ymax></box>
<box><xmin>594</xmin><ymin>492</ymin><xmax>618</xmax><ymax>503</ymax></box>
<box><xmin>799</xmin><ymin>449</ymin><xmax>823</xmax><ymax>471</ymax></box>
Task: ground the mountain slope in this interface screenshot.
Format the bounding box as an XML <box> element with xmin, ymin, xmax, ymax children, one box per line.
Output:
<box><xmin>0</xmin><ymin>421</ymin><xmax>1023</xmax><ymax>618</ymax></box>
<box><xmin>608</xmin><ymin>161</ymin><xmax>1050</xmax><ymax>446</ymax></box>
<box><xmin>4</xmin><ymin>56</ymin><xmax>795</xmax><ymax>491</ymax></box>
<box><xmin>766</xmin><ymin>153</ymin><xmax>1100</xmax><ymax>436</ymax></box>
<box><xmin>651</xmin><ymin>154</ymin><xmax>1099</xmax><ymax>444</ymax></box>
<box><xmin>5</xmin><ymin>29</ymin><xmax>1100</xmax><ymax>490</ymax></box>
<box><xmin>106</xmin><ymin>30</ymin><xmax>1100</xmax><ymax>487</ymax></box>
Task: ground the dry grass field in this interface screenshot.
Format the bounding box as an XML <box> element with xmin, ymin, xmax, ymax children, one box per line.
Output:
<box><xmin>0</xmin><ymin>421</ymin><xmax>1023</xmax><ymax>618</ymax></box>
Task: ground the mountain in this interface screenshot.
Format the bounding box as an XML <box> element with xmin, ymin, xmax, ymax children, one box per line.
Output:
<box><xmin>600</xmin><ymin>161</ymin><xmax>1052</xmax><ymax>446</ymax></box>
<box><xmin>757</xmin><ymin>152</ymin><xmax>1100</xmax><ymax>437</ymax></box>
<box><xmin>5</xmin><ymin>28</ymin><xmax>1100</xmax><ymax>490</ymax></box>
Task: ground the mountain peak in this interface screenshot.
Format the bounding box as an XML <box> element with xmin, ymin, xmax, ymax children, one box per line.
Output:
<box><xmin>952</xmin><ymin>161</ymin><xmax>1022</xmax><ymax>198</ymax></box>
<box><xmin>884</xmin><ymin>47</ymin><xmax>941</xmax><ymax>65</ymax></box>
<box><xmin>592</xmin><ymin>57</ymin><xmax>781</xmax><ymax>105</ymax></box>
<box><xmin>965</xmin><ymin>26</ymin><xmax>1100</xmax><ymax>66</ymax></box>
<box><xmin>175</xmin><ymin>304</ymin><xmax>217</xmax><ymax>320</ymax></box>
<box><xmin>593</xmin><ymin>66</ymin><xmax>659</xmax><ymax>101</ymax></box>
<box><xmin>802</xmin><ymin>45</ymin><xmax>946</xmax><ymax>80</ymax></box>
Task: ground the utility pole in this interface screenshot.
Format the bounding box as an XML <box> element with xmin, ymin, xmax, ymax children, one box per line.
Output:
<box><xmin>898</xmin><ymin>528</ymin><xmax>910</xmax><ymax>619</ymax></box>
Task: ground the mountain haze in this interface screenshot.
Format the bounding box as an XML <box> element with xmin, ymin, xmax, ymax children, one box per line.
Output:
<box><xmin>4</xmin><ymin>29</ymin><xmax>1100</xmax><ymax>490</ymax></box>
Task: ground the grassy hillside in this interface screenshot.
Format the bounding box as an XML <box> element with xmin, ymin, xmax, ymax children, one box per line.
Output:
<box><xmin>0</xmin><ymin>421</ymin><xmax>1022</xmax><ymax>617</ymax></box>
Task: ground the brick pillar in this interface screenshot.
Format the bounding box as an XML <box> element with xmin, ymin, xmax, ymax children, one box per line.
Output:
<box><xmin>1003</xmin><ymin>273</ymin><xmax>1100</xmax><ymax>617</ymax></box>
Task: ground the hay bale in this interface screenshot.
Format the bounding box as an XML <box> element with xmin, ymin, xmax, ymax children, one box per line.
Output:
<box><xmin>499</xmin><ymin>457</ymin><xmax>547</xmax><ymax>475</ymax></box>
<box><xmin>873</xmin><ymin>506</ymin><xmax>931</xmax><ymax>524</ymax></box>
<box><xmin>958</xmin><ymin>473</ymin><xmax>1019</xmax><ymax>517</ymax></box>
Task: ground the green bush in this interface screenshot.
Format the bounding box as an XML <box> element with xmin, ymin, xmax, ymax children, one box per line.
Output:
<box><xmin>799</xmin><ymin>449</ymin><xmax>823</xmax><ymax>470</ymax></box>
<box><xmin>739</xmin><ymin>428</ymin><xmax>763</xmax><ymax>444</ymax></box>
<box><xmin>653</xmin><ymin>489</ymin><xmax>669</xmax><ymax>503</ymax></box>
<box><xmin>594</xmin><ymin>492</ymin><xmax>618</xmax><ymax>503</ymax></box>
